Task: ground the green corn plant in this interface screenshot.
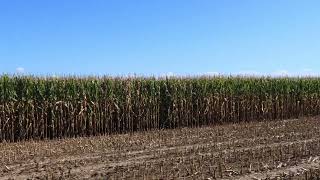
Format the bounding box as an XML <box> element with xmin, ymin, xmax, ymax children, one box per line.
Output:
<box><xmin>0</xmin><ymin>75</ymin><xmax>320</xmax><ymax>142</ymax></box>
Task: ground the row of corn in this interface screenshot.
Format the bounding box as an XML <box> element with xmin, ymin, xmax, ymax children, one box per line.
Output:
<box><xmin>0</xmin><ymin>75</ymin><xmax>320</xmax><ymax>142</ymax></box>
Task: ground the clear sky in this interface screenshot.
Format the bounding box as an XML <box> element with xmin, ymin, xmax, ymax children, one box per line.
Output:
<box><xmin>1</xmin><ymin>0</ymin><xmax>320</xmax><ymax>76</ymax></box>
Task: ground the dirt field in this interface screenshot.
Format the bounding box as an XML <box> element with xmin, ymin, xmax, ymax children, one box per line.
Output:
<box><xmin>1</xmin><ymin>117</ymin><xmax>320</xmax><ymax>180</ymax></box>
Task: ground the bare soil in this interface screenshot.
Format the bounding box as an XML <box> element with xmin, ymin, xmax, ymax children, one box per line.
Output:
<box><xmin>1</xmin><ymin>117</ymin><xmax>320</xmax><ymax>180</ymax></box>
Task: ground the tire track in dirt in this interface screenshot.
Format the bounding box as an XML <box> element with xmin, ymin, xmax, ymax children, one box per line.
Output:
<box><xmin>235</xmin><ymin>157</ymin><xmax>320</xmax><ymax>180</ymax></box>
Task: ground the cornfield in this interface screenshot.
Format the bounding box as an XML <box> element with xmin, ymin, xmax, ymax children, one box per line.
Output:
<box><xmin>1</xmin><ymin>75</ymin><xmax>320</xmax><ymax>142</ymax></box>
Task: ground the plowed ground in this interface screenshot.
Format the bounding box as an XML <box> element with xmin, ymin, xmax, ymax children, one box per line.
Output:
<box><xmin>1</xmin><ymin>117</ymin><xmax>320</xmax><ymax>180</ymax></box>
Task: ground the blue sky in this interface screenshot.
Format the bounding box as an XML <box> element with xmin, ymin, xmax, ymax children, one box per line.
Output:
<box><xmin>1</xmin><ymin>0</ymin><xmax>320</xmax><ymax>76</ymax></box>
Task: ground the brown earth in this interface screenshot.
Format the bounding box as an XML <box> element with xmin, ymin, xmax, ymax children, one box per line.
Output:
<box><xmin>1</xmin><ymin>117</ymin><xmax>320</xmax><ymax>180</ymax></box>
